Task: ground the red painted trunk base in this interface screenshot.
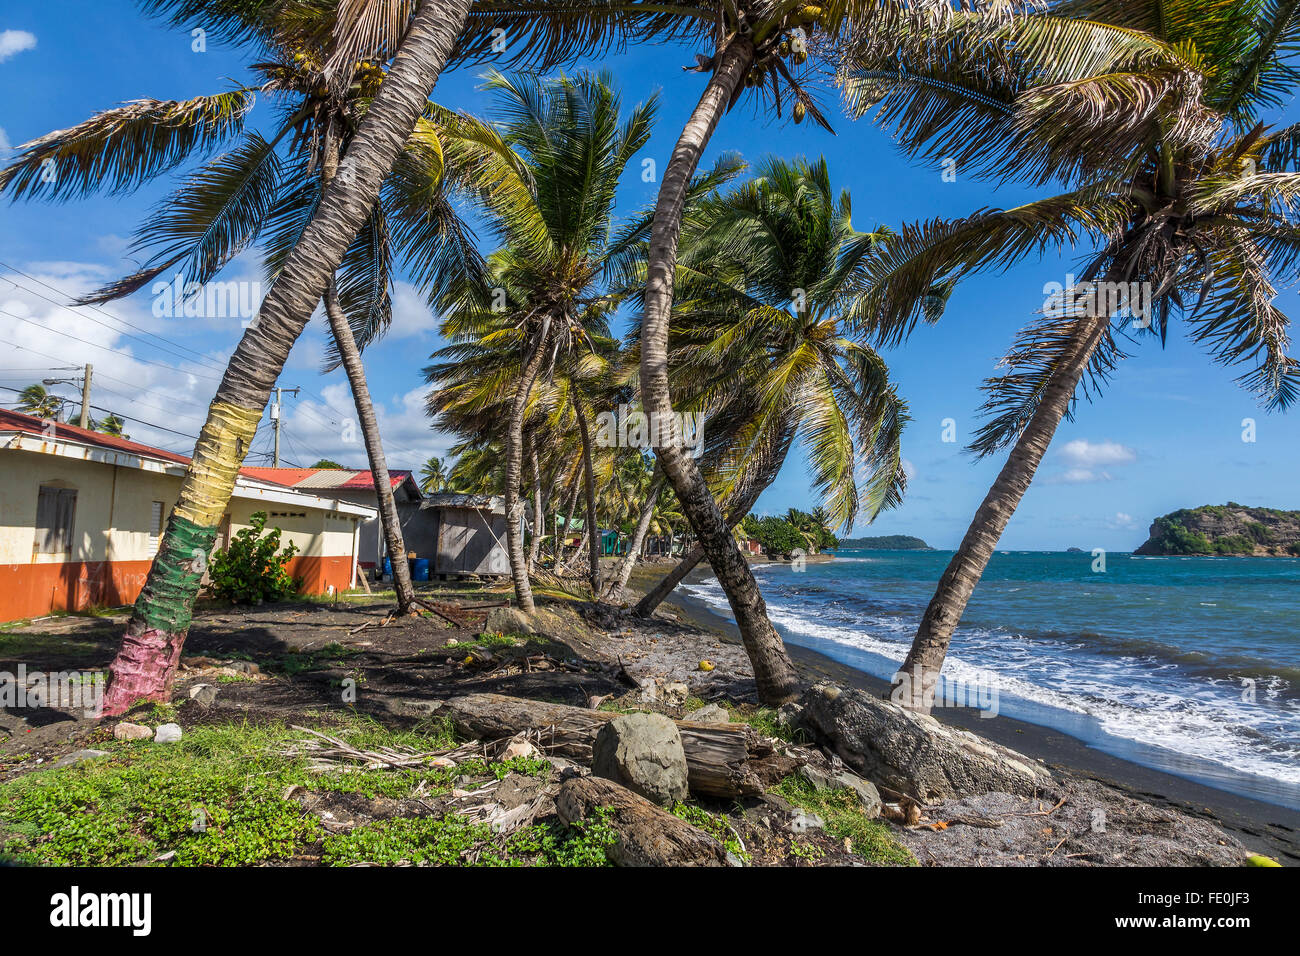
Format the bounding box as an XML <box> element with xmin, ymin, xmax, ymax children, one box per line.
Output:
<box><xmin>101</xmin><ymin>626</ymin><xmax>186</xmax><ymax>716</ymax></box>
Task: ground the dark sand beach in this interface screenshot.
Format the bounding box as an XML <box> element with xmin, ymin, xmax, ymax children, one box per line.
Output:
<box><xmin>628</xmin><ymin>559</ymin><xmax>1300</xmax><ymax>864</ymax></box>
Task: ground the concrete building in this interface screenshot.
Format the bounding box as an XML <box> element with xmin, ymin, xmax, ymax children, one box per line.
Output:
<box><xmin>238</xmin><ymin>467</ymin><xmax>424</xmax><ymax>570</ymax></box>
<box><xmin>0</xmin><ymin>410</ymin><xmax>376</xmax><ymax>622</ymax></box>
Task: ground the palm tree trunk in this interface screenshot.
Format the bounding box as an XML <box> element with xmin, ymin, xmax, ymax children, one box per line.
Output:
<box><xmin>572</xmin><ymin>397</ymin><xmax>601</xmax><ymax>595</ymax></box>
<box><xmin>555</xmin><ymin>467</ymin><xmax>581</xmax><ymax>566</ymax></box>
<box><xmin>527</xmin><ymin>432</ymin><xmax>543</xmax><ymax>570</ymax></box>
<box><xmin>602</xmin><ymin>472</ymin><xmax>665</xmax><ymax>603</ymax></box>
<box><xmin>324</xmin><ymin>279</ymin><xmax>416</xmax><ymax>613</ymax></box>
<box><xmin>319</xmin><ymin>118</ymin><xmax>415</xmax><ymax>615</ymax></box>
<box><xmin>505</xmin><ymin>324</ymin><xmax>551</xmax><ymax>613</ymax></box>
<box><xmin>100</xmin><ymin>0</ymin><xmax>471</xmax><ymax>716</ymax></box>
<box><xmin>638</xmin><ymin>35</ymin><xmax>796</xmax><ymax>704</ymax></box>
<box><xmin>897</xmin><ymin>313</ymin><xmax>1111</xmax><ymax>712</ymax></box>
<box><xmin>634</xmin><ymin>541</ymin><xmax>703</xmax><ymax>617</ymax></box>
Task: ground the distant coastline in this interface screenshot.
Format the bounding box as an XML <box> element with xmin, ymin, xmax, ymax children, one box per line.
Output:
<box><xmin>834</xmin><ymin>534</ymin><xmax>930</xmax><ymax>550</ymax></box>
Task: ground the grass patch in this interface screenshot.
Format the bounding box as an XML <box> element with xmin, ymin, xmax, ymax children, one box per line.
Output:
<box><xmin>725</xmin><ymin>703</ymin><xmax>805</xmax><ymax>743</ymax></box>
<box><xmin>772</xmin><ymin>775</ymin><xmax>915</xmax><ymax>866</ymax></box>
<box><xmin>670</xmin><ymin>802</ymin><xmax>748</xmax><ymax>862</ymax></box>
<box><xmin>0</xmin><ymin>715</ymin><xmax>464</xmax><ymax>866</ymax></box>
<box><xmin>321</xmin><ymin>808</ymin><xmax>616</xmax><ymax>867</ymax></box>
<box><xmin>271</xmin><ymin>642</ymin><xmax>365</xmax><ymax>677</ymax></box>
<box><xmin>0</xmin><ymin>722</ymin><xmax>319</xmax><ymax>866</ymax></box>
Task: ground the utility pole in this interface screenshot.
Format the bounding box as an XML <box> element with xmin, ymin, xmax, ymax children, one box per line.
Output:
<box><xmin>271</xmin><ymin>385</ymin><xmax>300</xmax><ymax>467</ymax></box>
<box><xmin>79</xmin><ymin>364</ymin><xmax>92</xmax><ymax>429</ymax></box>
<box><xmin>42</xmin><ymin>364</ymin><xmax>92</xmax><ymax>428</ymax></box>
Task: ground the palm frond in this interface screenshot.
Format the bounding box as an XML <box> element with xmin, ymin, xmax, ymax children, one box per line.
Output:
<box><xmin>0</xmin><ymin>92</ymin><xmax>253</xmax><ymax>201</ymax></box>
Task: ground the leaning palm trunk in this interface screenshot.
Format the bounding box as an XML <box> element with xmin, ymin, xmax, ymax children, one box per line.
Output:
<box><xmin>633</xmin><ymin>475</ymin><xmax>766</xmax><ymax>618</ymax></box>
<box><xmin>896</xmin><ymin>312</ymin><xmax>1111</xmax><ymax>712</ymax></box>
<box><xmin>100</xmin><ymin>0</ymin><xmax>472</xmax><ymax>716</ymax></box>
<box><xmin>633</xmin><ymin>540</ymin><xmax>703</xmax><ymax>617</ymax></box>
<box><xmin>324</xmin><ymin>281</ymin><xmax>416</xmax><ymax>613</ymax></box>
<box><xmin>527</xmin><ymin>434</ymin><xmax>543</xmax><ymax>569</ymax></box>
<box><xmin>638</xmin><ymin>36</ymin><xmax>797</xmax><ymax>705</ymax></box>
<box><xmin>572</xmin><ymin>398</ymin><xmax>601</xmax><ymax>595</ymax></box>
<box><xmin>555</xmin><ymin>468</ymin><xmax>581</xmax><ymax>564</ymax></box>
<box><xmin>505</xmin><ymin>324</ymin><xmax>551</xmax><ymax>613</ymax></box>
<box><xmin>602</xmin><ymin>472</ymin><xmax>665</xmax><ymax>603</ymax></box>
<box><xmin>318</xmin><ymin>122</ymin><xmax>416</xmax><ymax>615</ymax></box>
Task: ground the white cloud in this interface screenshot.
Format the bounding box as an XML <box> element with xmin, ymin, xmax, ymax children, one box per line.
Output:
<box><xmin>1049</xmin><ymin>467</ymin><xmax>1113</xmax><ymax>484</ymax></box>
<box><xmin>1059</xmin><ymin>439</ymin><xmax>1137</xmax><ymax>468</ymax></box>
<box><xmin>273</xmin><ymin>383</ymin><xmax>453</xmax><ymax>470</ymax></box>
<box><xmin>1107</xmin><ymin>511</ymin><xmax>1139</xmax><ymax>530</ymax></box>
<box><xmin>0</xmin><ymin>262</ymin><xmax>228</xmax><ymax>454</ymax></box>
<box><xmin>0</xmin><ymin>30</ymin><xmax>37</xmax><ymax>63</ymax></box>
<box><xmin>901</xmin><ymin>457</ymin><xmax>917</xmax><ymax>480</ymax></box>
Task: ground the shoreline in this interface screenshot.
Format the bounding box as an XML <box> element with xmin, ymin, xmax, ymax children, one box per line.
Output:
<box><xmin>634</xmin><ymin>562</ymin><xmax>1300</xmax><ymax>863</ymax></box>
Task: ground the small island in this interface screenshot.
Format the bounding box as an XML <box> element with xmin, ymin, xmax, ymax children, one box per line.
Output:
<box><xmin>1134</xmin><ymin>503</ymin><xmax>1300</xmax><ymax>556</ymax></box>
<box><xmin>836</xmin><ymin>534</ymin><xmax>931</xmax><ymax>550</ymax></box>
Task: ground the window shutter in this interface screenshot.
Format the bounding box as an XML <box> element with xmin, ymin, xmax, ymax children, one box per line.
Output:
<box><xmin>35</xmin><ymin>487</ymin><xmax>77</xmax><ymax>554</ymax></box>
<box><xmin>148</xmin><ymin>501</ymin><xmax>164</xmax><ymax>555</ymax></box>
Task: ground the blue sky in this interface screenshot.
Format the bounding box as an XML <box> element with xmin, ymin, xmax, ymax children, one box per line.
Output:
<box><xmin>2</xmin><ymin>2</ymin><xmax>1298</xmax><ymax>551</ymax></box>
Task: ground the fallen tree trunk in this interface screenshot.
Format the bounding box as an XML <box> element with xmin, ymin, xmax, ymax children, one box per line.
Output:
<box><xmin>555</xmin><ymin>776</ymin><xmax>729</xmax><ymax>866</ymax></box>
<box><xmin>442</xmin><ymin>692</ymin><xmax>797</xmax><ymax>798</ymax></box>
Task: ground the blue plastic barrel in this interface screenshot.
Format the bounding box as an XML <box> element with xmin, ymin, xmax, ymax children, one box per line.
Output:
<box><xmin>382</xmin><ymin>557</ymin><xmax>392</xmax><ymax>579</ymax></box>
<box><xmin>410</xmin><ymin>558</ymin><xmax>431</xmax><ymax>581</ymax></box>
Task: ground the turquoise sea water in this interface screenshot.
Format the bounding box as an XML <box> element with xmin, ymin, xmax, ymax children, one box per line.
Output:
<box><xmin>681</xmin><ymin>549</ymin><xmax>1300</xmax><ymax>809</ymax></box>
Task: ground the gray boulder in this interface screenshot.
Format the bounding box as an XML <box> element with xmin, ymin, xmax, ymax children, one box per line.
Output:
<box><xmin>592</xmin><ymin>712</ymin><xmax>689</xmax><ymax>806</ymax></box>
<box><xmin>154</xmin><ymin>723</ymin><xmax>183</xmax><ymax>744</ymax></box>
<box><xmin>50</xmin><ymin>749</ymin><xmax>109</xmax><ymax>770</ymax></box>
<box><xmin>188</xmin><ymin>683</ymin><xmax>218</xmax><ymax>707</ymax></box>
<box><xmin>796</xmin><ymin>684</ymin><xmax>1051</xmax><ymax>801</ymax></box>
<box><xmin>685</xmin><ymin>703</ymin><xmax>730</xmax><ymax>724</ymax></box>
<box><xmin>797</xmin><ymin>763</ymin><xmax>882</xmax><ymax>819</ymax></box>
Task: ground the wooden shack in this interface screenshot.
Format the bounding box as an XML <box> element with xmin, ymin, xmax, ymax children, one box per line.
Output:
<box><xmin>423</xmin><ymin>493</ymin><xmax>510</xmax><ymax>578</ymax></box>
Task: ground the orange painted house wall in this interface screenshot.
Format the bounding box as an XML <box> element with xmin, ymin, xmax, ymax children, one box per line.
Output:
<box><xmin>0</xmin><ymin>444</ymin><xmax>368</xmax><ymax>622</ymax></box>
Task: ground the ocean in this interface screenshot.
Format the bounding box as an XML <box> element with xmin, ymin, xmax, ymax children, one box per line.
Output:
<box><xmin>681</xmin><ymin>549</ymin><xmax>1300</xmax><ymax>810</ymax></box>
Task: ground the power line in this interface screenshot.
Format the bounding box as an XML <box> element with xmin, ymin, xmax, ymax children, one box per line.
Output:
<box><xmin>0</xmin><ymin>306</ymin><xmax>225</xmax><ymax>381</ymax></box>
<box><xmin>0</xmin><ymin>336</ymin><xmax>216</xmax><ymax>414</ymax></box>
<box><xmin>0</xmin><ymin>384</ymin><xmax>200</xmax><ymax>441</ymax></box>
<box><xmin>0</xmin><ymin>261</ymin><xmax>234</xmax><ymax>374</ymax></box>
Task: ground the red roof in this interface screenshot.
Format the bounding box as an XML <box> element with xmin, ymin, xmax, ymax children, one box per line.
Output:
<box><xmin>1</xmin><ymin>410</ymin><xmax>414</xmax><ymax>492</ymax></box>
<box><xmin>238</xmin><ymin>467</ymin><xmax>319</xmax><ymax>487</ymax></box>
<box><xmin>0</xmin><ymin>408</ymin><xmax>191</xmax><ymax>465</ymax></box>
<box><xmin>237</xmin><ymin>467</ymin><xmax>414</xmax><ymax>491</ymax></box>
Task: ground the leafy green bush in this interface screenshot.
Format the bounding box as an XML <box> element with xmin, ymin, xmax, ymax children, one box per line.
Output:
<box><xmin>1212</xmin><ymin>534</ymin><xmax>1255</xmax><ymax>555</ymax></box>
<box><xmin>208</xmin><ymin>511</ymin><xmax>300</xmax><ymax>603</ymax></box>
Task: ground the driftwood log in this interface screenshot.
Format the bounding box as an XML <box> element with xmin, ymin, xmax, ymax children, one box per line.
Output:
<box><xmin>442</xmin><ymin>693</ymin><xmax>798</xmax><ymax>798</ymax></box>
<box><xmin>556</xmin><ymin>776</ymin><xmax>729</xmax><ymax>866</ymax></box>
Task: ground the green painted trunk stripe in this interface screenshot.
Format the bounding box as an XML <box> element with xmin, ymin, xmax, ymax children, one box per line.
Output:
<box><xmin>132</xmin><ymin>514</ymin><xmax>219</xmax><ymax>635</ymax></box>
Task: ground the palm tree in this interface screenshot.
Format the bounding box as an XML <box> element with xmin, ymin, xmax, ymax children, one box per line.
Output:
<box><xmin>96</xmin><ymin>413</ymin><xmax>129</xmax><ymax>438</ymax></box>
<box><xmin>0</xmin><ymin>0</ymin><xmax>482</xmax><ymax>715</ymax></box>
<box><xmin>419</xmin><ymin>456</ymin><xmax>450</xmax><ymax>493</ymax></box>
<box><xmin>839</xmin><ymin>2</ymin><xmax>1300</xmax><ymax>710</ymax></box>
<box><xmin>631</xmin><ymin>155</ymin><xmax>909</xmax><ymax>618</ymax></box>
<box><xmin>3</xmin><ymin>4</ymin><xmax>538</xmax><ymax>621</ymax></box>
<box><xmin>15</xmin><ymin>384</ymin><xmax>65</xmax><ymax>420</ymax></box>
<box><xmin>429</xmin><ymin>240</ymin><xmax>631</xmax><ymax>597</ymax></box>
<box><xmin>428</xmin><ymin>69</ymin><xmax>667</xmax><ymax>611</ymax></box>
<box><xmin>634</xmin><ymin>2</ymin><xmax>938</xmax><ymax>704</ymax></box>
